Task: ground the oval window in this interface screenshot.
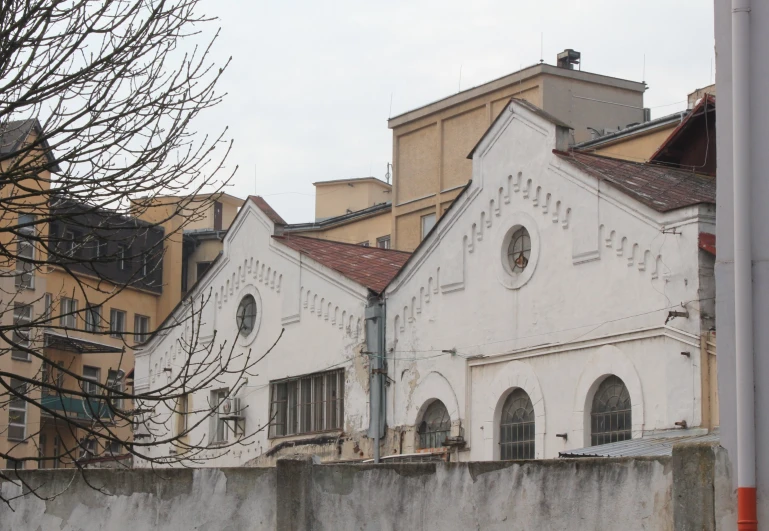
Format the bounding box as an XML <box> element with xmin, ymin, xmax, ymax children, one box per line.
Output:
<box><xmin>507</xmin><ymin>226</ymin><xmax>531</xmax><ymax>273</ymax></box>
<box><xmin>236</xmin><ymin>295</ymin><xmax>257</xmax><ymax>336</ymax></box>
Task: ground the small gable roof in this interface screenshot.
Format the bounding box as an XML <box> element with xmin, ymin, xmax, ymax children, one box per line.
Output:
<box><xmin>554</xmin><ymin>150</ymin><xmax>715</xmax><ymax>213</ymax></box>
<box><xmin>273</xmin><ymin>235</ymin><xmax>411</xmax><ymax>293</ymax></box>
<box><xmin>0</xmin><ymin>118</ymin><xmax>61</xmax><ymax>172</ymax></box>
<box><xmin>248</xmin><ymin>195</ymin><xmax>287</xmax><ymax>225</ymax></box>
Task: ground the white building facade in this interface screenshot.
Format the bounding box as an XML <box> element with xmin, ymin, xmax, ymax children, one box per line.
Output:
<box><xmin>135</xmin><ymin>100</ymin><xmax>716</xmax><ymax>466</ymax></box>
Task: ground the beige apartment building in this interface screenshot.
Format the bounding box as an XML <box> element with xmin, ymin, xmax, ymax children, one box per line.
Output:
<box><xmin>387</xmin><ymin>50</ymin><xmax>648</xmax><ymax>251</ymax></box>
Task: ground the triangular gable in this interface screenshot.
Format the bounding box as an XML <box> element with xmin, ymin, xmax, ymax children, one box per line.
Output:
<box><xmin>650</xmin><ymin>95</ymin><xmax>716</xmax><ymax>176</ymax></box>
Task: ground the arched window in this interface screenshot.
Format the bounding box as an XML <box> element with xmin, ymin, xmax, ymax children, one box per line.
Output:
<box><xmin>418</xmin><ymin>400</ymin><xmax>451</xmax><ymax>449</ymax></box>
<box><xmin>499</xmin><ymin>388</ymin><xmax>535</xmax><ymax>460</ymax></box>
<box><xmin>591</xmin><ymin>375</ymin><xmax>632</xmax><ymax>445</ymax></box>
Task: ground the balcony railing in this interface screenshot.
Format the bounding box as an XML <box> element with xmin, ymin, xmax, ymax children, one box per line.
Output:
<box><xmin>41</xmin><ymin>394</ymin><xmax>114</xmax><ymax>422</ymax></box>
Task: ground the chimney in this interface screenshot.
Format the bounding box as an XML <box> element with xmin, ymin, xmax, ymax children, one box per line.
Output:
<box><xmin>556</xmin><ymin>49</ymin><xmax>581</xmax><ymax>70</ymax></box>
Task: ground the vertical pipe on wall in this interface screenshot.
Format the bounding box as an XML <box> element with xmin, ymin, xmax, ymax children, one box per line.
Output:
<box><xmin>732</xmin><ymin>0</ymin><xmax>757</xmax><ymax>529</ymax></box>
<box><xmin>366</xmin><ymin>297</ymin><xmax>386</xmax><ymax>463</ymax></box>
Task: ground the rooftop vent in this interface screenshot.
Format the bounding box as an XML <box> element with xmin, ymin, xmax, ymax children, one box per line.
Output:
<box><xmin>557</xmin><ymin>49</ymin><xmax>581</xmax><ymax>70</ymax></box>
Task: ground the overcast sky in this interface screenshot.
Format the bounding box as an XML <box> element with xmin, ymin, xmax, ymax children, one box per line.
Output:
<box><xmin>196</xmin><ymin>0</ymin><xmax>715</xmax><ymax>223</ymax></box>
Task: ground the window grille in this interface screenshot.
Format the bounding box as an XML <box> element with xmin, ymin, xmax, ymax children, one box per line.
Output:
<box><xmin>499</xmin><ymin>388</ymin><xmax>535</xmax><ymax>460</ymax></box>
<box><xmin>507</xmin><ymin>227</ymin><xmax>531</xmax><ymax>273</ymax></box>
<box><xmin>269</xmin><ymin>369</ymin><xmax>344</xmax><ymax>438</ymax></box>
<box><xmin>8</xmin><ymin>378</ymin><xmax>27</xmax><ymax>441</ymax></box>
<box><xmin>591</xmin><ymin>375</ymin><xmax>632</xmax><ymax>445</ymax></box>
<box><xmin>16</xmin><ymin>214</ymin><xmax>35</xmax><ymax>289</ymax></box>
<box><xmin>60</xmin><ymin>297</ymin><xmax>78</xmax><ymax>329</ymax></box>
<box><xmin>418</xmin><ymin>400</ymin><xmax>451</xmax><ymax>449</ymax></box>
<box><xmin>11</xmin><ymin>303</ymin><xmax>32</xmax><ymax>361</ymax></box>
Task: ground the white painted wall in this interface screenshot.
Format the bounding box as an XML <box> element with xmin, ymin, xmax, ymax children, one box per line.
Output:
<box><xmin>135</xmin><ymin>200</ymin><xmax>371</xmax><ymax>467</ymax></box>
<box><xmin>385</xmin><ymin>100</ymin><xmax>715</xmax><ymax>459</ymax></box>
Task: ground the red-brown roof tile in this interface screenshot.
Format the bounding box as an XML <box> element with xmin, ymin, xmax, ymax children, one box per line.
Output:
<box><xmin>554</xmin><ymin>150</ymin><xmax>715</xmax><ymax>213</ymax></box>
<box><xmin>248</xmin><ymin>195</ymin><xmax>286</xmax><ymax>225</ymax></box>
<box><xmin>273</xmin><ymin>235</ymin><xmax>411</xmax><ymax>293</ymax></box>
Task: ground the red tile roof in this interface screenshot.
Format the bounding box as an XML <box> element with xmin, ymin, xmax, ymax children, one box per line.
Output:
<box><xmin>248</xmin><ymin>195</ymin><xmax>286</xmax><ymax>225</ymax></box>
<box><xmin>554</xmin><ymin>150</ymin><xmax>715</xmax><ymax>213</ymax></box>
<box><xmin>273</xmin><ymin>235</ymin><xmax>411</xmax><ymax>293</ymax></box>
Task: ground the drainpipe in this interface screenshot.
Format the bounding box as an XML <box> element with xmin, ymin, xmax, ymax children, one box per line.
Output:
<box><xmin>365</xmin><ymin>296</ymin><xmax>386</xmax><ymax>463</ymax></box>
<box><xmin>732</xmin><ymin>0</ymin><xmax>757</xmax><ymax>529</ymax></box>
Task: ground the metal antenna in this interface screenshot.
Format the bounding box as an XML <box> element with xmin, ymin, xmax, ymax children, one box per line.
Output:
<box><xmin>540</xmin><ymin>33</ymin><xmax>544</xmax><ymax>64</ymax></box>
<box><xmin>458</xmin><ymin>64</ymin><xmax>463</xmax><ymax>92</ymax></box>
<box><xmin>643</xmin><ymin>53</ymin><xmax>646</xmax><ymax>83</ymax></box>
<box><xmin>388</xmin><ymin>92</ymin><xmax>393</xmax><ymax>119</ymax></box>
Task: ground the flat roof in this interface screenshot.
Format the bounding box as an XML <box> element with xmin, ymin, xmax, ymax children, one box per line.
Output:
<box><xmin>573</xmin><ymin>110</ymin><xmax>688</xmax><ymax>150</ymax></box>
<box><xmin>388</xmin><ymin>63</ymin><xmax>646</xmax><ymax>128</ymax></box>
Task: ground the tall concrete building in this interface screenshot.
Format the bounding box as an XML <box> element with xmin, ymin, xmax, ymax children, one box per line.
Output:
<box><xmin>388</xmin><ymin>49</ymin><xmax>648</xmax><ymax>251</ymax></box>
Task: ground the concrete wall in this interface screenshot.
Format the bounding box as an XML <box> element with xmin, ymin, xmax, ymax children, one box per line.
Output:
<box><xmin>588</xmin><ymin>124</ymin><xmax>678</xmax><ymax>162</ymax></box>
<box><xmin>314</xmin><ymin>179</ymin><xmax>391</xmax><ymax>221</ymax></box>
<box><xmin>0</xmin><ymin>444</ymin><xmax>733</xmax><ymax>531</ymax></box>
<box><xmin>292</xmin><ymin>209</ymin><xmax>392</xmax><ymax>247</ymax></box>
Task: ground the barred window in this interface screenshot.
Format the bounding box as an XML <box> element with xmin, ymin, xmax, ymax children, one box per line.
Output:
<box><xmin>269</xmin><ymin>369</ymin><xmax>344</xmax><ymax>438</ymax></box>
<box><xmin>499</xmin><ymin>388</ymin><xmax>535</xmax><ymax>460</ymax></box>
<box><xmin>418</xmin><ymin>400</ymin><xmax>451</xmax><ymax>449</ymax></box>
<box><xmin>591</xmin><ymin>375</ymin><xmax>632</xmax><ymax>446</ymax></box>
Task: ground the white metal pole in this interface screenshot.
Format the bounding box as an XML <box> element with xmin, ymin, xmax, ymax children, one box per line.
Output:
<box><xmin>732</xmin><ymin>0</ymin><xmax>757</xmax><ymax>528</ymax></box>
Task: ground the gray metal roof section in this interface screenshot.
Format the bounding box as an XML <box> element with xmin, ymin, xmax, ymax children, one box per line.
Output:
<box><xmin>573</xmin><ymin>110</ymin><xmax>689</xmax><ymax>150</ymax></box>
<box><xmin>559</xmin><ymin>430</ymin><xmax>720</xmax><ymax>458</ymax></box>
<box><xmin>283</xmin><ymin>201</ymin><xmax>392</xmax><ymax>232</ymax></box>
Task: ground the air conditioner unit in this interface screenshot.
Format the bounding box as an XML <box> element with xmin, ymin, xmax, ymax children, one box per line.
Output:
<box><xmin>220</xmin><ymin>397</ymin><xmax>244</xmax><ymax>421</ymax></box>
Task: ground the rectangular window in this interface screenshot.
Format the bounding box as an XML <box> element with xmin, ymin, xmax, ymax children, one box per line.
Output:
<box><xmin>269</xmin><ymin>369</ymin><xmax>344</xmax><ymax>438</ymax></box>
<box><xmin>8</xmin><ymin>378</ymin><xmax>27</xmax><ymax>441</ymax></box>
<box><xmin>61</xmin><ymin>229</ymin><xmax>76</xmax><ymax>256</ymax></box>
<box><xmin>60</xmin><ymin>297</ymin><xmax>78</xmax><ymax>329</ymax></box>
<box><xmin>376</xmin><ymin>235</ymin><xmax>391</xmax><ymax>249</ymax></box>
<box><xmin>118</xmin><ymin>245</ymin><xmax>128</xmax><ymax>270</ymax></box>
<box><xmin>421</xmin><ymin>213</ymin><xmax>437</xmax><ymax>240</ymax></box>
<box><xmin>196</xmin><ymin>261</ymin><xmax>212</xmax><ymax>282</ymax></box>
<box><xmin>4</xmin><ymin>458</ymin><xmax>23</xmax><ymax>470</ymax></box>
<box><xmin>110</xmin><ymin>308</ymin><xmax>126</xmax><ymax>338</ymax></box>
<box><xmin>85</xmin><ymin>305</ymin><xmax>102</xmax><ymax>332</ymax></box>
<box><xmin>82</xmin><ymin>366</ymin><xmax>100</xmax><ymax>395</ymax></box>
<box><xmin>43</xmin><ymin>293</ymin><xmax>53</xmax><ymax>323</ymax></box>
<box><xmin>16</xmin><ymin>214</ymin><xmax>36</xmax><ymax>289</ymax></box>
<box><xmin>41</xmin><ymin>361</ymin><xmax>63</xmax><ymax>396</ymax></box>
<box><xmin>11</xmin><ymin>303</ymin><xmax>32</xmax><ymax>361</ymax></box>
<box><xmin>94</xmin><ymin>238</ymin><xmax>107</xmax><ymax>259</ymax></box>
<box><xmin>176</xmin><ymin>393</ymin><xmax>189</xmax><ymax>437</ymax></box>
<box><xmin>357</xmin><ymin>241</ymin><xmax>370</xmax><ymax>247</ymax></box>
<box><xmin>79</xmin><ymin>438</ymin><xmax>96</xmax><ymax>459</ymax></box>
<box><xmin>209</xmin><ymin>388</ymin><xmax>229</xmax><ymax>444</ymax></box>
<box><xmin>108</xmin><ymin>441</ymin><xmax>121</xmax><ymax>455</ymax></box>
<box><xmin>134</xmin><ymin>314</ymin><xmax>150</xmax><ymax>343</ymax></box>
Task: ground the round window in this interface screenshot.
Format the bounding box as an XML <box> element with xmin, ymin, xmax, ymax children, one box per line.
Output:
<box><xmin>236</xmin><ymin>295</ymin><xmax>257</xmax><ymax>336</ymax></box>
<box><xmin>507</xmin><ymin>226</ymin><xmax>531</xmax><ymax>273</ymax></box>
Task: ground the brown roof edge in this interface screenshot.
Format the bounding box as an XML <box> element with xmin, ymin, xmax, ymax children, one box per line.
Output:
<box><xmin>649</xmin><ymin>94</ymin><xmax>716</xmax><ymax>162</ymax></box>
<box><xmin>248</xmin><ymin>195</ymin><xmax>287</xmax><ymax>226</ymax></box>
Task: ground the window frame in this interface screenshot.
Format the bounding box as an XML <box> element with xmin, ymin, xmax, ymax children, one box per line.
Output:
<box><xmin>107</xmin><ymin>369</ymin><xmax>124</xmax><ymax>409</ymax></box>
<box><xmin>8</xmin><ymin>378</ymin><xmax>28</xmax><ymax>441</ymax></box>
<box><xmin>85</xmin><ymin>305</ymin><xmax>102</xmax><ymax>333</ymax></box>
<box><xmin>134</xmin><ymin>314</ymin><xmax>150</xmax><ymax>343</ymax></box>
<box><xmin>376</xmin><ymin>235</ymin><xmax>391</xmax><ymax>249</ymax></box>
<box><xmin>60</xmin><ymin>297</ymin><xmax>78</xmax><ymax>329</ymax></box>
<box><xmin>110</xmin><ymin>308</ymin><xmax>126</xmax><ymax>338</ymax></box>
<box><xmin>11</xmin><ymin>303</ymin><xmax>33</xmax><ymax>361</ymax></box>
<box><xmin>176</xmin><ymin>393</ymin><xmax>189</xmax><ymax>437</ymax></box>
<box><xmin>420</xmin><ymin>213</ymin><xmax>437</xmax><ymax>240</ymax></box>
<box><xmin>209</xmin><ymin>388</ymin><xmax>229</xmax><ymax>445</ymax></box>
<box><xmin>16</xmin><ymin>214</ymin><xmax>36</xmax><ymax>289</ymax></box>
<box><xmin>117</xmin><ymin>245</ymin><xmax>128</xmax><ymax>271</ymax></box>
<box><xmin>82</xmin><ymin>365</ymin><xmax>100</xmax><ymax>396</ymax></box>
<box><xmin>269</xmin><ymin>369</ymin><xmax>344</xmax><ymax>439</ymax></box>
<box><xmin>590</xmin><ymin>375</ymin><xmax>632</xmax><ymax>446</ymax></box>
<box><xmin>499</xmin><ymin>388</ymin><xmax>535</xmax><ymax>460</ymax></box>
<box><xmin>417</xmin><ymin>400</ymin><xmax>451</xmax><ymax>449</ymax></box>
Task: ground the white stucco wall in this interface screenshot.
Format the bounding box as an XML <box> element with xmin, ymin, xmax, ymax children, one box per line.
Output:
<box><xmin>135</xmin><ymin>201</ymin><xmax>372</xmax><ymax>467</ymax></box>
<box><xmin>385</xmin><ymin>100</ymin><xmax>714</xmax><ymax>459</ymax></box>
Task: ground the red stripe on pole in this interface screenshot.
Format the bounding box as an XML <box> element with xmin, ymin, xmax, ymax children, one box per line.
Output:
<box><xmin>737</xmin><ymin>487</ymin><xmax>757</xmax><ymax>531</ymax></box>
